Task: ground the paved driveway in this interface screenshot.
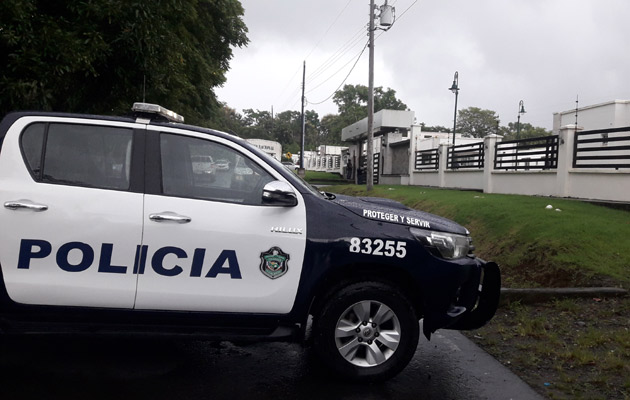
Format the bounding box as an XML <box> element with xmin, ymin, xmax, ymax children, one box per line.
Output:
<box><xmin>0</xmin><ymin>325</ymin><xmax>545</xmax><ymax>400</ymax></box>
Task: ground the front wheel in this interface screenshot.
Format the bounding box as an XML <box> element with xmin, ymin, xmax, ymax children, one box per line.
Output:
<box><xmin>313</xmin><ymin>281</ymin><xmax>419</xmax><ymax>382</ymax></box>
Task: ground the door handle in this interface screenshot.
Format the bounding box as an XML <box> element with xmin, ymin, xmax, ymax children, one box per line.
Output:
<box><xmin>4</xmin><ymin>199</ymin><xmax>48</xmax><ymax>212</ymax></box>
<box><xmin>149</xmin><ymin>212</ymin><xmax>191</xmax><ymax>224</ymax></box>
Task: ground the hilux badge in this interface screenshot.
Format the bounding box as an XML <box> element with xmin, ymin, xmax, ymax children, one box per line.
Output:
<box><xmin>260</xmin><ymin>247</ymin><xmax>289</xmax><ymax>279</ymax></box>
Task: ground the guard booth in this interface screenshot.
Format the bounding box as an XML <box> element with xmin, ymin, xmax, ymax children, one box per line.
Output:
<box><xmin>341</xmin><ymin>110</ymin><xmax>415</xmax><ymax>184</ymax></box>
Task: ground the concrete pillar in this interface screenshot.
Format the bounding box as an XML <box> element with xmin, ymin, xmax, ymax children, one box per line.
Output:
<box><xmin>556</xmin><ymin>125</ymin><xmax>580</xmax><ymax>197</ymax></box>
<box><xmin>483</xmin><ymin>134</ymin><xmax>502</xmax><ymax>193</ymax></box>
<box><xmin>438</xmin><ymin>143</ymin><xmax>449</xmax><ymax>188</ymax></box>
<box><xmin>408</xmin><ymin>126</ymin><xmax>421</xmax><ymax>185</ymax></box>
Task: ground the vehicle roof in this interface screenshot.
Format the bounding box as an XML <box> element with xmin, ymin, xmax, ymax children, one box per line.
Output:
<box><xmin>0</xmin><ymin>110</ymin><xmax>308</xmax><ymax>194</ymax></box>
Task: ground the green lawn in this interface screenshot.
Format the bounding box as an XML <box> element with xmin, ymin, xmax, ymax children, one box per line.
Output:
<box><xmin>302</xmin><ymin>170</ymin><xmax>346</xmax><ymax>184</ymax></box>
<box><xmin>328</xmin><ymin>184</ymin><xmax>630</xmax><ymax>288</ymax></box>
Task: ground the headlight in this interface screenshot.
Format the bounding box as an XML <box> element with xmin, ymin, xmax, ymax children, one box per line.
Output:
<box><xmin>410</xmin><ymin>228</ymin><xmax>472</xmax><ymax>259</ymax></box>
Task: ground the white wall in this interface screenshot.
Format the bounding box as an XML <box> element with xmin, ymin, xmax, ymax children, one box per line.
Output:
<box><xmin>553</xmin><ymin>100</ymin><xmax>630</xmax><ymax>133</ymax></box>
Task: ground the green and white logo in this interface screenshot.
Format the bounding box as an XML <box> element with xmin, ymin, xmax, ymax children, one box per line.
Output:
<box><xmin>260</xmin><ymin>247</ymin><xmax>289</xmax><ymax>279</ymax></box>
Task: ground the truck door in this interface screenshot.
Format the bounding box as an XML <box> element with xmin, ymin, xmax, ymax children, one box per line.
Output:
<box><xmin>0</xmin><ymin>117</ymin><xmax>144</xmax><ymax>308</ymax></box>
<box><xmin>135</xmin><ymin>128</ymin><xmax>307</xmax><ymax>314</ymax></box>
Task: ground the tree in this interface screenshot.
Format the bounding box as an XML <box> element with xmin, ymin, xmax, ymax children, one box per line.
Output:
<box><xmin>420</xmin><ymin>123</ymin><xmax>450</xmax><ymax>133</ymax></box>
<box><xmin>0</xmin><ymin>0</ymin><xmax>248</xmax><ymax>124</ymax></box>
<box><xmin>332</xmin><ymin>84</ymin><xmax>408</xmax><ymax>120</ymax></box>
<box><xmin>456</xmin><ymin>107</ymin><xmax>501</xmax><ymax>138</ymax></box>
<box><xmin>500</xmin><ymin>122</ymin><xmax>552</xmax><ymax>141</ymax></box>
<box><xmin>320</xmin><ymin>114</ymin><xmax>346</xmax><ymax>146</ymax></box>
<box><xmin>210</xmin><ymin>103</ymin><xmax>246</xmax><ymax>136</ymax></box>
<box><xmin>326</xmin><ymin>84</ymin><xmax>408</xmax><ymax>144</ymax></box>
<box><xmin>241</xmin><ymin>109</ymin><xmax>274</xmax><ymax>139</ymax></box>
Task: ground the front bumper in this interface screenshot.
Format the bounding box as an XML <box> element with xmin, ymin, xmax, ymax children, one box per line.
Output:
<box><xmin>422</xmin><ymin>259</ymin><xmax>501</xmax><ymax>339</ymax></box>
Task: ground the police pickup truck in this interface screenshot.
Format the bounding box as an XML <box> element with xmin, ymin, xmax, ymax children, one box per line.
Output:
<box><xmin>0</xmin><ymin>104</ymin><xmax>500</xmax><ymax>382</ymax></box>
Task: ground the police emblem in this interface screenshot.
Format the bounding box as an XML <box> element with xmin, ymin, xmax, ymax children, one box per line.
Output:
<box><xmin>260</xmin><ymin>247</ymin><xmax>289</xmax><ymax>279</ymax></box>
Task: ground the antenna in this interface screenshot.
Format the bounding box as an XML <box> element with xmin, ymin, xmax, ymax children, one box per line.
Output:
<box><xmin>575</xmin><ymin>95</ymin><xmax>579</xmax><ymax>127</ymax></box>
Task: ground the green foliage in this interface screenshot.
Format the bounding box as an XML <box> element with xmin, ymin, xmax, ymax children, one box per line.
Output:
<box><xmin>303</xmin><ymin>170</ymin><xmax>345</xmax><ymax>184</ymax></box>
<box><xmin>320</xmin><ymin>84</ymin><xmax>408</xmax><ymax>146</ymax></box>
<box><xmin>319</xmin><ymin>113</ymin><xmax>348</xmax><ymax>146</ymax></box>
<box><xmin>500</xmin><ymin>122</ymin><xmax>552</xmax><ymax>141</ymax></box>
<box><xmin>457</xmin><ymin>107</ymin><xmax>501</xmax><ymax>138</ymax></box>
<box><xmin>332</xmin><ymin>84</ymin><xmax>408</xmax><ymax>120</ymax></box>
<box><xmin>470</xmin><ymin>297</ymin><xmax>630</xmax><ymax>400</ymax></box>
<box><xmin>420</xmin><ymin>123</ymin><xmax>450</xmax><ymax>133</ymax></box>
<box><xmin>210</xmin><ymin>102</ymin><xmax>246</xmax><ymax>135</ymax></box>
<box><xmin>0</xmin><ymin>0</ymin><xmax>248</xmax><ymax>125</ymax></box>
<box><xmin>210</xmin><ymin>83</ymin><xmax>408</xmax><ymax>152</ymax></box>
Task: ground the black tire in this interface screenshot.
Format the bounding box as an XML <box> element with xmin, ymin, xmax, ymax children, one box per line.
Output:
<box><xmin>312</xmin><ymin>281</ymin><xmax>419</xmax><ymax>382</ymax></box>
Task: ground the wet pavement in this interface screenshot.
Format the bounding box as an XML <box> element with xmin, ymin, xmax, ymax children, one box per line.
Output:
<box><xmin>0</xmin><ymin>325</ymin><xmax>545</xmax><ymax>400</ymax></box>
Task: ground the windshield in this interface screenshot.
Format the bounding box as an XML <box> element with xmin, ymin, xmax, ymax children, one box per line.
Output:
<box><xmin>261</xmin><ymin>153</ymin><xmax>328</xmax><ymax>198</ymax></box>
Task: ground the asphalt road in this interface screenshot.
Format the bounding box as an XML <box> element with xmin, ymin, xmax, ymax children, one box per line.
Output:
<box><xmin>0</xmin><ymin>323</ymin><xmax>545</xmax><ymax>400</ymax></box>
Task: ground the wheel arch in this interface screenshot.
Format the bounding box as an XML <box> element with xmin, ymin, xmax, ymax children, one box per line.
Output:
<box><xmin>307</xmin><ymin>262</ymin><xmax>423</xmax><ymax>321</ymax></box>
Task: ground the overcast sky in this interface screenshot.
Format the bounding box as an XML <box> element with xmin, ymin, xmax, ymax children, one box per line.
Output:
<box><xmin>216</xmin><ymin>0</ymin><xmax>630</xmax><ymax>130</ymax></box>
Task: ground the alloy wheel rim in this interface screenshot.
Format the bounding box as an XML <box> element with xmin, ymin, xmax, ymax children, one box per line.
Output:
<box><xmin>334</xmin><ymin>300</ymin><xmax>401</xmax><ymax>367</ymax></box>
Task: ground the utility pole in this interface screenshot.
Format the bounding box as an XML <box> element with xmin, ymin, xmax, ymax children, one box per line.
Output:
<box><xmin>299</xmin><ymin>61</ymin><xmax>306</xmax><ymax>176</ymax></box>
<box><xmin>366</xmin><ymin>0</ymin><xmax>376</xmax><ymax>192</ymax></box>
<box><xmin>366</xmin><ymin>1</ymin><xmax>393</xmax><ymax>191</ymax></box>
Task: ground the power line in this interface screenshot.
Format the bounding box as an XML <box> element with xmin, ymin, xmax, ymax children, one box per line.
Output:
<box><xmin>280</xmin><ymin>1</ymin><xmax>420</xmax><ymax>111</ymax></box>
<box><xmin>304</xmin><ymin>0</ymin><xmax>354</xmax><ymax>61</ymax></box>
<box><xmin>395</xmin><ymin>0</ymin><xmax>419</xmax><ymax>22</ymax></box>
<box><xmin>307</xmin><ymin>25</ymin><xmax>366</xmax><ymax>82</ymax></box>
<box><xmin>279</xmin><ymin>24</ymin><xmax>365</xmax><ymax>110</ymax></box>
<box><xmin>308</xmin><ymin>39</ymin><xmax>369</xmax><ymax>105</ymax></box>
<box><xmin>306</xmin><ymin>42</ymin><xmax>367</xmax><ymax>94</ymax></box>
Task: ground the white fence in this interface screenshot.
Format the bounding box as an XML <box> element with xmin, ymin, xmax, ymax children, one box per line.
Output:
<box><xmin>304</xmin><ymin>154</ymin><xmax>344</xmax><ymax>174</ymax></box>
<box><xmin>393</xmin><ymin>126</ymin><xmax>630</xmax><ymax>203</ymax></box>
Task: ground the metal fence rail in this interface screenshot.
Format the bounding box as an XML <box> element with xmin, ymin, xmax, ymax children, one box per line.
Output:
<box><xmin>358</xmin><ymin>154</ymin><xmax>379</xmax><ymax>184</ymax></box>
<box><xmin>494</xmin><ymin>135</ymin><xmax>559</xmax><ymax>170</ymax></box>
<box><xmin>414</xmin><ymin>148</ymin><xmax>439</xmax><ymax>170</ymax></box>
<box><xmin>448</xmin><ymin>142</ymin><xmax>484</xmax><ymax>169</ymax></box>
<box><xmin>573</xmin><ymin>126</ymin><xmax>630</xmax><ymax>168</ymax></box>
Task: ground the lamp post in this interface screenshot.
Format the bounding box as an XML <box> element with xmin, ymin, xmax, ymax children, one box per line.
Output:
<box><xmin>517</xmin><ymin>100</ymin><xmax>526</xmax><ymax>139</ymax></box>
<box><xmin>449</xmin><ymin>71</ymin><xmax>459</xmax><ymax>146</ymax></box>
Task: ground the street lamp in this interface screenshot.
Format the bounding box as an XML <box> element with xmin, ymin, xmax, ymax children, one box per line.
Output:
<box><xmin>449</xmin><ymin>71</ymin><xmax>459</xmax><ymax>146</ymax></box>
<box><xmin>516</xmin><ymin>100</ymin><xmax>526</xmax><ymax>139</ymax></box>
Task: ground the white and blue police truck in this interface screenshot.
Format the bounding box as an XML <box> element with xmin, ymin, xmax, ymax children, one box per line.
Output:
<box><xmin>0</xmin><ymin>104</ymin><xmax>500</xmax><ymax>381</ymax></box>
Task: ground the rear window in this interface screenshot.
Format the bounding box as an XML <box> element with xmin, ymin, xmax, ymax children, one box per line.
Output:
<box><xmin>21</xmin><ymin>122</ymin><xmax>133</xmax><ymax>190</ymax></box>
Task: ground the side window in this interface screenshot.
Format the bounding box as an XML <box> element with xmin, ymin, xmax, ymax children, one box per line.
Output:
<box><xmin>21</xmin><ymin>123</ymin><xmax>45</xmax><ymax>177</ymax></box>
<box><xmin>20</xmin><ymin>122</ymin><xmax>133</xmax><ymax>190</ymax></box>
<box><xmin>160</xmin><ymin>133</ymin><xmax>274</xmax><ymax>205</ymax></box>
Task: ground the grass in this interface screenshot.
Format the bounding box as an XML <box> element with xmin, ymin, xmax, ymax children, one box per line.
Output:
<box><xmin>302</xmin><ymin>170</ymin><xmax>346</xmax><ymax>185</ymax></box>
<box><xmin>472</xmin><ymin>298</ymin><xmax>630</xmax><ymax>399</ymax></box>
<box><xmin>327</xmin><ymin>183</ymin><xmax>630</xmax><ymax>399</ymax></box>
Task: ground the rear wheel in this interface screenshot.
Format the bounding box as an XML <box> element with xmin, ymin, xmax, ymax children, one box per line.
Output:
<box><xmin>313</xmin><ymin>281</ymin><xmax>419</xmax><ymax>382</ymax></box>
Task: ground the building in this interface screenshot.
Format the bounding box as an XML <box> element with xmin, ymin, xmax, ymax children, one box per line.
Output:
<box><xmin>338</xmin><ymin>101</ymin><xmax>629</xmax><ymax>203</ymax></box>
<box><xmin>341</xmin><ymin>109</ymin><xmax>482</xmax><ymax>182</ymax></box>
<box><xmin>553</xmin><ymin>100</ymin><xmax>630</xmax><ymax>133</ymax></box>
<box><xmin>245</xmin><ymin>139</ymin><xmax>282</xmax><ymax>161</ymax></box>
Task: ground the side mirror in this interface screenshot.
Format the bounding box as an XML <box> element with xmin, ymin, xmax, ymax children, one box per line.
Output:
<box><xmin>262</xmin><ymin>181</ymin><xmax>298</xmax><ymax>207</ymax></box>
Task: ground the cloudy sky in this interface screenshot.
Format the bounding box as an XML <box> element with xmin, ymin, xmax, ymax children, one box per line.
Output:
<box><xmin>216</xmin><ymin>0</ymin><xmax>630</xmax><ymax>130</ymax></box>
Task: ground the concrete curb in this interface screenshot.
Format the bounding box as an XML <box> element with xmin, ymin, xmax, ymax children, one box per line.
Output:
<box><xmin>499</xmin><ymin>287</ymin><xmax>628</xmax><ymax>305</ymax></box>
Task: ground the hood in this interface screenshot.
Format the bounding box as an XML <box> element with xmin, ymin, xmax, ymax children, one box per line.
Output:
<box><xmin>332</xmin><ymin>194</ymin><xmax>468</xmax><ymax>235</ymax></box>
